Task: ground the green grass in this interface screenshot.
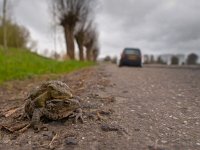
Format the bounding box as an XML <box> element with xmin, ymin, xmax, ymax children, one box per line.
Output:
<box><xmin>0</xmin><ymin>48</ymin><xmax>94</xmax><ymax>83</ymax></box>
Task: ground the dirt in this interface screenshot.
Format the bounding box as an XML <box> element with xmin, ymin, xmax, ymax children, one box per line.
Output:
<box><xmin>0</xmin><ymin>64</ymin><xmax>200</xmax><ymax>150</ymax></box>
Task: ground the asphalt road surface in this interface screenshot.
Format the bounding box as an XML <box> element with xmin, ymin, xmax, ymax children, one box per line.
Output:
<box><xmin>0</xmin><ymin>64</ymin><xmax>200</xmax><ymax>150</ymax></box>
<box><xmin>99</xmin><ymin>64</ymin><xmax>200</xmax><ymax>150</ymax></box>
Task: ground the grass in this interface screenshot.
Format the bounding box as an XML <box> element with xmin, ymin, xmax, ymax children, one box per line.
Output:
<box><xmin>0</xmin><ymin>48</ymin><xmax>95</xmax><ymax>84</ymax></box>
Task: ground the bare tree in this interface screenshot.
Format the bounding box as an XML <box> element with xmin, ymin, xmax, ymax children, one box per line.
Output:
<box><xmin>75</xmin><ymin>21</ymin><xmax>93</xmax><ymax>61</ymax></box>
<box><xmin>53</xmin><ymin>0</ymin><xmax>92</xmax><ymax>60</ymax></box>
<box><xmin>92</xmin><ymin>47</ymin><xmax>99</xmax><ymax>61</ymax></box>
<box><xmin>75</xmin><ymin>24</ymin><xmax>86</xmax><ymax>61</ymax></box>
<box><xmin>83</xmin><ymin>25</ymin><xmax>99</xmax><ymax>61</ymax></box>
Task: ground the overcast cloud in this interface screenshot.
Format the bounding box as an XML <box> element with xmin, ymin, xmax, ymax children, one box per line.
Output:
<box><xmin>0</xmin><ymin>0</ymin><xmax>200</xmax><ymax>58</ymax></box>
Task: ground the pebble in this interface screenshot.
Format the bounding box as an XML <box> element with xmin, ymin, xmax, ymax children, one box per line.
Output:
<box><xmin>42</xmin><ymin>131</ymin><xmax>54</xmax><ymax>140</ymax></box>
<box><xmin>183</xmin><ymin>121</ymin><xmax>188</xmax><ymax>125</ymax></box>
<box><xmin>101</xmin><ymin>124</ymin><xmax>119</xmax><ymax>132</ymax></box>
<box><xmin>161</xmin><ymin>140</ymin><xmax>167</xmax><ymax>144</ymax></box>
<box><xmin>134</xmin><ymin>128</ymin><xmax>140</xmax><ymax>131</ymax></box>
<box><xmin>65</xmin><ymin>137</ymin><xmax>78</xmax><ymax>145</ymax></box>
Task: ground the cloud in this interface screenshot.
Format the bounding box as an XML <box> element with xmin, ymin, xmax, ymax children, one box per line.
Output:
<box><xmin>97</xmin><ymin>0</ymin><xmax>200</xmax><ymax>57</ymax></box>
<box><xmin>0</xmin><ymin>0</ymin><xmax>200</xmax><ymax>58</ymax></box>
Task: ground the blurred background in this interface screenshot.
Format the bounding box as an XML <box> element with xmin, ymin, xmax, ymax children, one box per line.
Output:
<box><xmin>0</xmin><ymin>0</ymin><xmax>200</xmax><ymax>82</ymax></box>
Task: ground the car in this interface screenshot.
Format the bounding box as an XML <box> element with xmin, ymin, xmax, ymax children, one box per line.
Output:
<box><xmin>119</xmin><ymin>48</ymin><xmax>142</xmax><ymax>67</ymax></box>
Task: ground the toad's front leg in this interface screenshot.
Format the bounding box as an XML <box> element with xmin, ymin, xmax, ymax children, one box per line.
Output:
<box><xmin>31</xmin><ymin>108</ymin><xmax>43</xmax><ymax>131</ymax></box>
<box><xmin>74</xmin><ymin>108</ymin><xmax>84</xmax><ymax>123</ymax></box>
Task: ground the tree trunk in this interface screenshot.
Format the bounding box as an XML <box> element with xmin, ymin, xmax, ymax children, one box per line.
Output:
<box><xmin>92</xmin><ymin>49</ymin><xmax>98</xmax><ymax>62</ymax></box>
<box><xmin>64</xmin><ymin>25</ymin><xmax>75</xmax><ymax>60</ymax></box>
<box><xmin>86</xmin><ymin>46</ymin><xmax>92</xmax><ymax>61</ymax></box>
<box><xmin>2</xmin><ymin>0</ymin><xmax>8</xmax><ymax>50</ymax></box>
<box><xmin>76</xmin><ymin>37</ymin><xmax>84</xmax><ymax>61</ymax></box>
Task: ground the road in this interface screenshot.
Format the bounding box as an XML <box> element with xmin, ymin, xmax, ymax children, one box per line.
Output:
<box><xmin>98</xmin><ymin>64</ymin><xmax>200</xmax><ymax>150</ymax></box>
<box><xmin>0</xmin><ymin>64</ymin><xmax>200</xmax><ymax>150</ymax></box>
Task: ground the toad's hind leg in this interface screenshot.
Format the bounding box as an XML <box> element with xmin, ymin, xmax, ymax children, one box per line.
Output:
<box><xmin>31</xmin><ymin>108</ymin><xmax>43</xmax><ymax>131</ymax></box>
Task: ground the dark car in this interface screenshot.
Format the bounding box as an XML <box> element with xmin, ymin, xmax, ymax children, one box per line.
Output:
<box><xmin>119</xmin><ymin>48</ymin><xmax>142</xmax><ymax>67</ymax></box>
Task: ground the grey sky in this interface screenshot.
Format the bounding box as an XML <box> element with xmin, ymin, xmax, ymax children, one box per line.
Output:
<box><xmin>0</xmin><ymin>0</ymin><xmax>200</xmax><ymax>58</ymax></box>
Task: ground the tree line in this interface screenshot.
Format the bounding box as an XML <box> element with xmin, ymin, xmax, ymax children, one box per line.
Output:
<box><xmin>0</xmin><ymin>19</ymin><xmax>30</xmax><ymax>49</ymax></box>
<box><xmin>0</xmin><ymin>0</ymin><xmax>99</xmax><ymax>61</ymax></box>
<box><xmin>143</xmin><ymin>53</ymin><xmax>199</xmax><ymax>65</ymax></box>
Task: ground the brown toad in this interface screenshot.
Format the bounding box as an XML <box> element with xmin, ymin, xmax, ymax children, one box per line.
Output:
<box><xmin>24</xmin><ymin>80</ymin><xmax>73</xmax><ymax>118</ymax></box>
<box><xmin>22</xmin><ymin>80</ymin><xmax>83</xmax><ymax>130</ymax></box>
<box><xmin>31</xmin><ymin>98</ymin><xmax>83</xmax><ymax>130</ymax></box>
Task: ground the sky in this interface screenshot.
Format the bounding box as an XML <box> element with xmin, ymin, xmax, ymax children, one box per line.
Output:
<box><xmin>0</xmin><ymin>0</ymin><xmax>200</xmax><ymax>58</ymax></box>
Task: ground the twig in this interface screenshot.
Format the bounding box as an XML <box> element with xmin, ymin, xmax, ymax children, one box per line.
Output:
<box><xmin>97</xmin><ymin>112</ymin><xmax>105</xmax><ymax>121</ymax></box>
<box><xmin>49</xmin><ymin>133</ymin><xmax>58</xmax><ymax>149</ymax></box>
<box><xmin>3</xmin><ymin>107</ymin><xmax>22</xmax><ymax>118</ymax></box>
<box><xmin>17</xmin><ymin>123</ymin><xmax>31</xmax><ymax>133</ymax></box>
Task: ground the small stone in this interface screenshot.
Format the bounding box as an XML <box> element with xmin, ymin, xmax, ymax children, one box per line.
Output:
<box><xmin>134</xmin><ymin>128</ymin><xmax>140</xmax><ymax>131</ymax></box>
<box><xmin>10</xmin><ymin>133</ymin><xmax>19</xmax><ymax>140</ymax></box>
<box><xmin>42</xmin><ymin>131</ymin><xmax>54</xmax><ymax>140</ymax></box>
<box><xmin>173</xmin><ymin>116</ymin><xmax>178</xmax><ymax>120</ymax></box>
<box><xmin>177</xmin><ymin>101</ymin><xmax>182</xmax><ymax>105</ymax></box>
<box><xmin>177</xmin><ymin>94</ymin><xmax>182</xmax><ymax>97</ymax></box>
<box><xmin>99</xmin><ymin>110</ymin><xmax>111</xmax><ymax>116</ymax></box>
<box><xmin>101</xmin><ymin>124</ymin><xmax>119</xmax><ymax>132</ymax></box>
<box><xmin>183</xmin><ymin>121</ymin><xmax>188</xmax><ymax>124</ymax></box>
<box><xmin>196</xmin><ymin>143</ymin><xmax>200</xmax><ymax>146</ymax></box>
<box><xmin>65</xmin><ymin>137</ymin><xmax>78</xmax><ymax>145</ymax></box>
<box><xmin>161</xmin><ymin>140</ymin><xmax>167</xmax><ymax>144</ymax></box>
<box><xmin>151</xmin><ymin>85</ymin><xmax>155</xmax><ymax>88</ymax></box>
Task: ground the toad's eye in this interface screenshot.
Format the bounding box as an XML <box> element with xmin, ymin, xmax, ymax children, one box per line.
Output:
<box><xmin>64</xmin><ymin>101</ymin><xmax>71</xmax><ymax>105</ymax></box>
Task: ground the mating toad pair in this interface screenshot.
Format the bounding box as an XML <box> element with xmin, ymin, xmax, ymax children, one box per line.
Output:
<box><xmin>22</xmin><ymin>80</ymin><xmax>83</xmax><ymax>130</ymax></box>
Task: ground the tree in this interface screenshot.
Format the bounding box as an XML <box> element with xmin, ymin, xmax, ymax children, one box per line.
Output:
<box><xmin>0</xmin><ymin>20</ymin><xmax>30</xmax><ymax>48</ymax></box>
<box><xmin>104</xmin><ymin>56</ymin><xmax>111</xmax><ymax>62</ymax></box>
<box><xmin>75</xmin><ymin>25</ymin><xmax>85</xmax><ymax>61</ymax></box>
<box><xmin>53</xmin><ymin>0</ymin><xmax>93</xmax><ymax>60</ymax></box>
<box><xmin>2</xmin><ymin>0</ymin><xmax>8</xmax><ymax>50</ymax></box>
<box><xmin>92</xmin><ymin>47</ymin><xmax>99</xmax><ymax>61</ymax></box>
<box><xmin>187</xmin><ymin>53</ymin><xmax>198</xmax><ymax>65</ymax></box>
<box><xmin>51</xmin><ymin>51</ymin><xmax>61</xmax><ymax>60</ymax></box>
<box><xmin>171</xmin><ymin>56</ymin><xmax>179</xmax><ymax>65</ymax></box>
<box><xmin>150</xmin><ymin>55</ymin><xmax>155</xmax><ymax>64</ymax></box>
<box><xmin>111</xmin><ymin>56</ymin><xmax>117</xmax><ymax>64</ymax></box>
<box><xmin>157</xmin><ymin>56</ymin><xmax>166</xmax><ymax>64</ymax></box>
<box><xmin>83</xmin><ymin>25</ymin><xmax>99</xmax><ymax>61</ymax></box>
<box><xmin>143</xmin><ymin>55</ymin><xmax>149</xmax><ymax>64</ymax></box>
<box><xmin>74</xmin><ymin>21</ymin><xmax>92</xmax><ymax>61</ymax></box>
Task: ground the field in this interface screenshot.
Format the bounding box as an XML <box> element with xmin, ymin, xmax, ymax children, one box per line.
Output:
<box><xmin>0</xmin><ymin>48</ymin><xmax>94</xmax><ymax>83</ymax></box>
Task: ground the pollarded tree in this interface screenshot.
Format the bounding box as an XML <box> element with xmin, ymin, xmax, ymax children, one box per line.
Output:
<box><xmin>75</xmin><ymin>20</ymin><xmax>97</xmax><ymax>61</ymax></box>
<box><xmin>53</xmin><ymin>0</ymin><xmax>93</xmax><ymax>60</ymax></box>
<box><xmin>75</xmin><ymin>24</ymin><xmax>85</xmax><ymax>61</ymax></box>
<box><xmin>92</xmin><ymin>47</ymin><xmax>99</xmax><ymax>61</ymax></box>
<box><xmin>83</xmin><ymin>25</ymin><xmax>99</xmax><ymax>61</ymax></box>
